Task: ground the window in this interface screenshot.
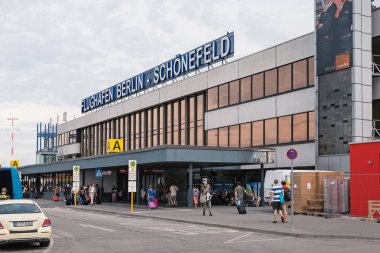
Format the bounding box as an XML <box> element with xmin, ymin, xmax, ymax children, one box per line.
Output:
<box><xmin>293</xmin><ymin>113</ymin><xmax>307</xmax><ymax>142</ymax></box>
<box><xmin>141</xmin><ymin>111</ymin><xmax>145</xmax><ymax>149</ymax></box>
<box><xmin>218</xmin><ymin>127</ymin><xmax>228</xmax><ymax>147</ymax></box>
<box><xmin>240</xmin><ymin>123</ymin><xmax>251</xmax><ymax>147</ymax></box>
<box><xmin>293</xmin><ymin>59</ymin><xmax>307</xmax><ymax>89</ymax></box>
<box><xmin>166</xmin><ymin>104</ymin><xmax>172</xmax><ymax>145</ymax></box>
<box><xmin>180</xmin><ymin>99</ymin><xmax>186</xmax><ymax>145</ymax></box>
<box><xmin>265</xmin><ymin>69</ymin><xmax>277</xmax><ymax>96</ymax></box>
<box><xmin>173</xmin><ymin>101</ymin><xmax>179</xmax><ymax>145</ymax></box>
<box><xmin>308</xmin><ymin>57</ymin><xmax>315</xmax><ymax>86</ymax></box>
<box><xmin>124</xmin><ymin>116</ymin><xmax>128</xmax><ymax>150</ymax></box>
<box><xmin>219</xmin><ymin>83</ymin><xmax>228</xmax><ymax>108</ymax></box>
<box><xmin>229</xmin><ymin>80</ymin><xmax>240</xmax><ymax>105</ymax></box>
<box><xmin>279</xmin><ymin>64</ymin><xmax>292</xmax><ymax>93</ymax></box>
<box><xmin>153</xmin><ymin>108</ymin><xmax>158</xmax><ymax>146</ymax></box>
<box><xmin>147</xmin><ymin>109</ymin><xmax>151</xmax><ymax>148</ymax></box>
<box><xmin>240</xmin><ymin>76</ymin><xmax>251</xmax><ymax>102</ymax></box>
<box><xmin>207</xmin><ymin>129</ymin><xmax>218</xmax><ymax>147</ymax></box>
<box><xmin>197</xmin><ymin>94</ymin><xmax>204</xmax><ymax>146</ymax></box>
<box><xmin>308</xmin><ymin>111</ymin><xmax>315</xmax><ymax>140</ymax></box>
<box><xmin>278</xmin><ymin>116</ymin><xmax>291</xmax><ymax>144</ymax></box>
<box><xmin>135</xmin><ymin>113</ymin><xmax>140</xmax><ymax>149</ymax></box>
<box><xmin>207</xmin><ymin>87</ymin><xmax>218</xmax><ymax>111</ymax></box>
<box><xmin>265</xmin><ymin>118</ymin><xmax>277</xmax><ymax>145</ymax></box>
<box><xmin>159</xmin><ymin>106</ymin><xmax>164</xmax><ymax>145</ymax></box>
<box><xmin>229</xmin><ymin>125</ymin><xmax>239</xmax><ymax>147</ymax></box>
<box><xmin>189</xmin><ymin>97</ymin><xmax>195</xmax><ymax>145</ymax></box>
<box><xmin>252</xmin><ymin>121</ymin><xmax>264</xmax><ymax>146</ymax></box>
<box><xmin>130</xmin><ymin>115</ymin><xmax>135</xmax><ymax>150</ymax></box>
<box><xmin>252</xmin><ymin>73</ymin><xmax>264</xmax><ymax>99</ymax></box>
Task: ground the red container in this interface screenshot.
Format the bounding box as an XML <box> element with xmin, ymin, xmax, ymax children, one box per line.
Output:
<box><xmin>350</xmin><ymin>141</ymin><xmax>380</xmax><ymax>217</ymax></box>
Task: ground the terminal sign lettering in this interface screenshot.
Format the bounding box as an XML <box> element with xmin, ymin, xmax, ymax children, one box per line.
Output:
<box><xmin>81</xmin><ymin>33</ymin><xmax>234</xmax><ymax>113</ymax></box>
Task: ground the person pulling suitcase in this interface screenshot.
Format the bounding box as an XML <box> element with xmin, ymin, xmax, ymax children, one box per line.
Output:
<box><xmin>235</xmin><ymin>182</ymin><xmax>247</xmax><ymax>214</ymax></box>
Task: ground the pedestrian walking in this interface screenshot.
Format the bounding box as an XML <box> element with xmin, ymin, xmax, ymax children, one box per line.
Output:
<box><xmin>193</xmin><ymin>185</ymin><xmax>200</xmax><ymax>208</ymax></box>
<box><xmin>234</xmin><ymin>182</ymin><xmax>246</xmax><ymax>206</ymax></box>
<box><xmin>201</xmin><ymin>184</ymin><xmax>212</xmax><ymax>216</ymax></box>
<box><xmin>89</xmin><ymin>184</ymin><xmax>96</xmax><ymax>205</ymax></box>
<box><xmin>112</xmin><ymin>184</ymin><xmax>117</xmax><ymax>203</ymax></box>
<box><xmin>269</xmin><ymin>179</ymin><xmax>284</xmax><ymax>223</ymax></box>
<box><xmin>169</xmin><ymin>184</ymin><xmax>179</xmax><ymax>207</ymax></box>
<box><xmin>147</xmin><ymin>185</ymin><xmax>157</xmax><ymax>209</ymax></box>
<box><xmin>53</xmin><ymin>184</ymin><xmax>60</xmax><ymax>201</ymax></box>
<box><xmin>282</xmin><ymin>180</ymin><xmax>291</xmax><ymax>223</ymax></box>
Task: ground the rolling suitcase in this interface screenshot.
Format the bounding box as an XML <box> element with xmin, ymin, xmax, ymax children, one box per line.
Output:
<box><xmin>236</xmin><ymin>200</ymin><xmax>247</xmax><ymax>214</ymax></box>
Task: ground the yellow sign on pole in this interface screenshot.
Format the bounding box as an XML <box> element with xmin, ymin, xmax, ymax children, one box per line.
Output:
<box><xmin>106</xmin><ymin>139</ymin><xmax>124</xmax><ymax>153</ymax></box>
<box><xmin>10</xmin><ymin>160</ymin><xmax>20</xmax><ymax>168</ymax></box>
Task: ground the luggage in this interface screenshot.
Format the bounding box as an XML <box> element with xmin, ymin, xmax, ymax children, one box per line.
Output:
<box><xmin>149</xmin><ymin>199</ymin><xmax>158</xmax><ymax>209</ymax></box>
<box><xmin>53</xmin><ymin>196</ymin><xmax>59</xmax><ymax>201</ymax></box>
<box><xmin>236</xmin><ymin>200</ymin><xmax>247</xmax><ymax>214</ymax></box>
<box><xmin>66</xmin><ymin>198</ymin><xmax>72</xmax><ymax>206</ymax></box>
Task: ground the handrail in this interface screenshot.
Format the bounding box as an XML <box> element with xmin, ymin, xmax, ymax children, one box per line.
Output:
<box><xmin>373</xmin><ymin>55</ymin><xmax>380</xmax><ymax>77</ymax></box>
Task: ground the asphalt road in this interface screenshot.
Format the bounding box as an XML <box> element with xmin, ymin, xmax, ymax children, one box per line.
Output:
<box><xmin>1</xmin><ymin>203</ymin><xmax>379</xmax><ymax>253</ymax></box>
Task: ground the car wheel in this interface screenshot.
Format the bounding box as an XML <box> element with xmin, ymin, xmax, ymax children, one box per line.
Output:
<box><xmin>39</xmin><ymin>240</ymin><xmax>50</xmax><ymax>247</ymax></box>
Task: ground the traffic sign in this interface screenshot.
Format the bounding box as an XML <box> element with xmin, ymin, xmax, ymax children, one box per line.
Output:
<box><xmin>286</xmin><ymin>149</ymin><xmax>298</xmax><ymax>160</ymax></box>
<box><xmin>10</xmin><ymin>160</ymin><xmax>20</xmax><ymax>168</ymax></box>
<box><xmin>95</xmin><ymin>168</ymin><xmax>103</xmax><ymax>178</ymax></box>
<box><xmin>128</xmin><ymin>160</ymin><xmax>137</xmax><ymax>193</ymax></box>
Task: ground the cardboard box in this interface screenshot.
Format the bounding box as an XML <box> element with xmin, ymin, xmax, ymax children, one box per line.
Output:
<box><xmin>293</xmin><ymin>172</ymin><xmax>317</xmax><ymax>213</ymax></box>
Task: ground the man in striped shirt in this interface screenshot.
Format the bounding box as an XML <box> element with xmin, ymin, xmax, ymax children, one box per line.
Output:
<box><xmin>270</xmin><ymin>179</ymin><xmax>284</xmax><ymax>223</ymax></box>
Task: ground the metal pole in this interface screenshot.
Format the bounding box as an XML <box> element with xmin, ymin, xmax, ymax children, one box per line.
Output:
<box><xmin>260</xmin><ymin>164</ymin><xmax>265</xmax><ymax>207</ymax></box>
<box><xmin>291</xmin><ymin>159</ymin><xmax>294</xmax><ymax>231</ymax></box>
<box><xmin>188</xmin><ymin>163</ymin><xmax>193</xmax><ymax>208</ymax></box>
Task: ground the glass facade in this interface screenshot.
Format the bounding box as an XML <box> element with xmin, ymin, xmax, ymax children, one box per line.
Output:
<box><xmin>62</xmin><ymin>93</ymin><xmax>206</xmax><ymax>157</ymax></box>
<box><xmin>206</xmin><ymin>111</ymin><xmax>315</xmax><ymax>147</ymax></box>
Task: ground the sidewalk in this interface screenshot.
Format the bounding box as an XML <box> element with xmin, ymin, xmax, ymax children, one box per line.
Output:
<box><xmin>38</xmin><ymin>199</ymin><xmax>380</xmax><ymax>240</ymax></box>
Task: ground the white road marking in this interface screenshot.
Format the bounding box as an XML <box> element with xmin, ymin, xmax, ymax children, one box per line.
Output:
<box><xmin>147</xmin><ymin>224</ymin><xmax>239</xmax><ymax>236</ymax></box>
<box><xmin>79</xmin><ymin>224</ymin><xmax>115</xmax><ymax>232</ymax></box>
<box><xmin>224</xmin><ymin>232</ymin><xmax>253</xmax><ymax>244</ymax></box>
<box><xmin>133</xmin><ymin>209</ymin><xmax>192</xmax><ymax>214</ymax></box>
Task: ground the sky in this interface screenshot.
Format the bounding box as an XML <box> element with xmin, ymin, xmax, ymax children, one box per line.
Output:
<box><xmin>0</xmin><ymin>0</ymin><xmax>377</xmax><ymax>166</ymax></box>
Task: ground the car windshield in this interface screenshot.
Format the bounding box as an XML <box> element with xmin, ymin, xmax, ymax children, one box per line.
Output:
<box><xmin>0</xmin><ymin>204</ymin><xmax>41</xmax><ymax>214</ymax></box>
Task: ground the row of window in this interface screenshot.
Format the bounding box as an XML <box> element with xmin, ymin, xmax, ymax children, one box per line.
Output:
<box><xmin>79</xmin><ymin>93</ymin><xmax>205</xmax><ymax>157</ymax></box>
<box><xmin>207</xmin><ymin>111</ymin><xmax>315</xmax><ymax>147</ymax></box>
<box><xmin>22</xmin><ymin>172</ymin><xmax>73</xmax><ymax>192</ymax></box>
<box><xmin>207</xmin><ymin>57</ymin><xmax>314</xmax><ymax>111</ymax></box>
<box><xmin>58</xmin><ymin>130</ymin><xmax>79</xmax><ymax>146</ymax></box>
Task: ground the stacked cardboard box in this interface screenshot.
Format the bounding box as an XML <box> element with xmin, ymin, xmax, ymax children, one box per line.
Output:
<box><xmin>293</xmin><ymin>172</ymin><xmax>316</xmax><ymax>213</ymax></box>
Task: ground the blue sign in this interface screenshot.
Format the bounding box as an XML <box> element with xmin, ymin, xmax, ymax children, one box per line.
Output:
<box><xmin>95</xmin><ymin>168</ymin><xmax>103</xmax><ymax>178</ymax></box>
<box><xmin>81</xmin><ymin>32</ymin><xmax>235</xmax><ymax>113</ymax></box>
<box><xmin>287</xmin><ymin>149</ymin><xmax>298</xmax><ymax>160</ymax></box>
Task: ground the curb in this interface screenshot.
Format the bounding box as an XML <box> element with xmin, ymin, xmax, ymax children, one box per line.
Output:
<box><xmin>67</xmin><ymin>206</ymin><xmax>380</xmax><ymax>241</ymax></box>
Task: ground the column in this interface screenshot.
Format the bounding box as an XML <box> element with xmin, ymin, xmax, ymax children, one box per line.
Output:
<box><xmin>187</xmin><ymin>163</ymin><xmax>193</xmax><ymax>208</ymax></box>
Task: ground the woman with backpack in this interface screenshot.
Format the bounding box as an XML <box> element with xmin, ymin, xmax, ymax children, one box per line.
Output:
<box><xmin>281</xmin><ymin>180</ymin><xmax>291</xmax><ymax>223</ymax></box>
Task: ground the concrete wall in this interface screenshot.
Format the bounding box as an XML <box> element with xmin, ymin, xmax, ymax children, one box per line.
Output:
<box><xmin>372</xmin><ymin>8</ymin><xmax>380</xmax><ymax>38</ymax></box>
<box><xmin>205</xmin><ymin>87</ymin><xmax>315</xmax><ymax>130</ymax></box>
<box><xmin>373</xmin><ymin>77</ymin><xmax>380</xmax><ymax>100</ymax></box>
<box><xmin>57</xmin><ymin>143</ymin><xmax>80</xmax><ymax>157</ymax></box>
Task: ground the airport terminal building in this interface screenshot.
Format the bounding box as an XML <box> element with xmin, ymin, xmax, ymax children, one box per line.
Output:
<box><xmin>20</xmin><ymin>1</ymin><xmax>380</xmax><ymax>206</ymax></box>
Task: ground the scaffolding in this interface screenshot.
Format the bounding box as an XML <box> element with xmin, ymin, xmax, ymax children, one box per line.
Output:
<box><xmin>36</xmin><ymin>122</ymin><xmax>58</xmax><ymax>164</ymax></box>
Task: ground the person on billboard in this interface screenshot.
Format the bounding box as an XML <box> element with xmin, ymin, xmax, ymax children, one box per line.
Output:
<box><xmin>333</xmin><ymin>0</ymin><xmax>353</xmax><ymax>70</ymax></box>
<box><xmin>316</xmin><ymin>0</ymin><xmax>337</xmax><ymax>74</ymax></box>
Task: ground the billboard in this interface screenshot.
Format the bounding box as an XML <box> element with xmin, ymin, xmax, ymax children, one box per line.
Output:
<box><xmin>316</xmin><ymin>0</ymin><xmax>353</xmax><ymax>75</ymax></box>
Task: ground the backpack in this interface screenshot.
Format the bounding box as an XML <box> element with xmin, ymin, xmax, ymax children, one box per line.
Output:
<box><xmin>284</xmin><ymin>188</ymin><xmax>292</xmax><ymax>202</ymax></box>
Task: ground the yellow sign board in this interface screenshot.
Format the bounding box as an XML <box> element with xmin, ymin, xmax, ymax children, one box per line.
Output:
<box><xmin>10</xmin><ymin>160</ymin><xmax>20</xmax><ymax>168</ymax></box>
<box><xmin>106</xmin><ymin>139</ymin><xmax>124</xmax><ymax>153</ymax></box>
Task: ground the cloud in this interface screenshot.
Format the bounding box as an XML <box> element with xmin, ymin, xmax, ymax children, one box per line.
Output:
<box><xmin>0</xmin><ymin>0</ymin><xmax>314</xmax><ymax>166</ymax></box>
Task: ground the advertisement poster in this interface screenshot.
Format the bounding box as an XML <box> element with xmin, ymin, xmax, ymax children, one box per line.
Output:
<box><xmin>316</xmin><ymin>0</ymin><xmax>353</xmax><ymax>75</ymax></box>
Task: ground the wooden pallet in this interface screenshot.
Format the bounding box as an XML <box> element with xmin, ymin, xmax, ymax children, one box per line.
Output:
<box><xmin>306</xmin><ymin>212</ymin><xmax>326</xmax><ymax>217</ymax></box>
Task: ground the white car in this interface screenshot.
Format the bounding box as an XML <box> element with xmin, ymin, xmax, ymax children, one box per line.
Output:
<box><xmin>0</xmin><ymin>199</ymin><xmax>51</xmax><ymax>247</ymax></box>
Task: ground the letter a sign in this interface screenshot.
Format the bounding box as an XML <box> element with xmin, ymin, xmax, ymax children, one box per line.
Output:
<box><xmin>10</xmin><ymin>160</ymin><xmax>20</xmax><ymax>168</ymax></box>
<box><xmin>106</xmin><ymin>139</ymin><xmax>124</xmax><ymax>153</ymax></box>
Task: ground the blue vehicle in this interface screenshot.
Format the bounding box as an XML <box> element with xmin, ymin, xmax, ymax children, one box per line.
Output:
<box><xmin>0</xmin><ymin>167</ymin><xmax>22</xmax><ymax>199</ymax></box>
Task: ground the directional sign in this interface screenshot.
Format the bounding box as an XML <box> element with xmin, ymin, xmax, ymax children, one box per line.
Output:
<box><xmin>95</xmin><ymin>168</ymin><xmax>103</xmax><ymax>178</ymax></box>
<box><xmin>72</xmin><ymin>165</ymin><xmax>80</xmax><ymax>191</ymax></box>
<box><xmin>106</xmin><ymin>139</ymin><xmax>124</xmax><ymax>153</ymax></box>
<box><xmin>10</xmin><ymin>160</ymin><xmax>20</xmax><ymax>168</ymax></box>
<box><xmin>128</xmin><ymin>160</ymin><xmax>137</xmax><ymax>192</ymax></box>
<box><xmin>286</xmin><ymin>149</ymin><xmax>298</xmax><ymax>160</ymax></box>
